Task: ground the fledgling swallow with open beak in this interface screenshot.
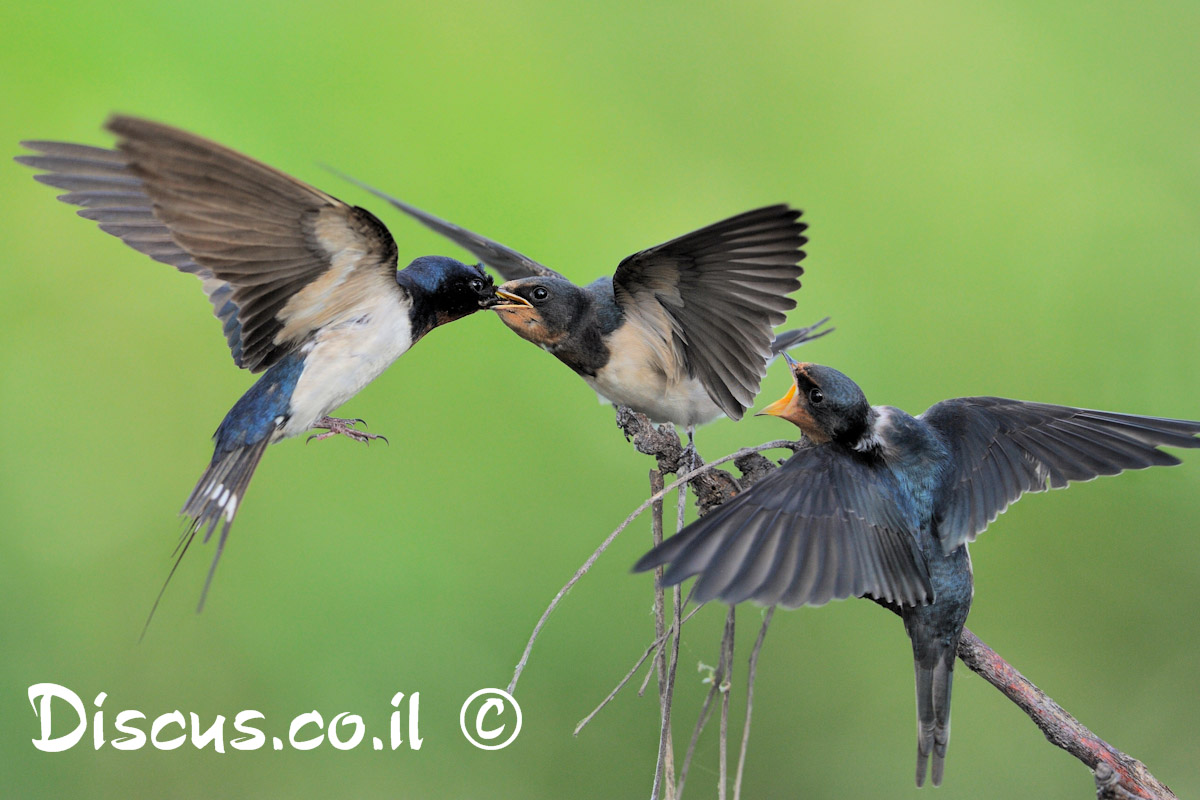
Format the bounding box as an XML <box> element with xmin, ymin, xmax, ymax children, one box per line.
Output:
<box><xmin>636</xmin><ymin>356</ymin><xmax>1200</xmax><ymax>787</ymax></box>
<box><xmin>18</xmin><ymin>116</ymin><xmax>499</xmax><ymax>612</ymax></box>
<box><xmin>334</xmin><ymin>177</ymin><xmax>831</xmax><ymax>431</ymax></box>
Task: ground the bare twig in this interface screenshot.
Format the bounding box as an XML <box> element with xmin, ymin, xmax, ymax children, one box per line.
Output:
<box><xmin>675</xmin><ymin>608</ymin><xmax>738</xmax><ymax>800</ymax></box>
<box><xmin>1095</xmin><ymin>762</ymin><xmax>1149</xmax><ymax>800</ymax></box>
<box><xmin>638</xmin><ymin>641</ymin><xmax>661</xmax><ymax>696</ymax></box>
<box><xmin>651</xmin><ymin>469</ymin><xmax>676</xmax><ymax>800</ymax></box>
<box><xmin>656</xmin><ymin>594</ymin><xmax>682</xmax><ymax>799</ymax></box>
<box><xmin>956</xmin><ymin>629</ymin><xmax>1177</xmax><ymax>800</ymax></box>
<box><xmin>661</xmin><ymin>473</ymin><xmax>688</xmax><ymax>795</ymax></box>
<box><xmin>506</xmin><ymin>436</ymin><xmax>797</xmax><ymax>695</ymax></box>
<box><xmin>718</xmin><ymin>608</ymin><xmax>735</xmax><ymax>800</ymax></box>
<box><xmin>676</xmin><ymin>660</ymin><xmax>723</xmax><ymax>798</ymax></box>
<box><xmin>575</xmin><ymin>604</ymin><xmax>704</xmax><ymax>736</ymax></box>
<box><xmin>734</xmin><ymin>607</ymin><xmax>774</xmax><ymax>800</ymax></box>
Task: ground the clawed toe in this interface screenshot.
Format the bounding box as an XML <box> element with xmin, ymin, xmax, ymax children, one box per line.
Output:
<box><xmin>307</xmin><ymin>417</ymin><xmax>389</xmax><ymax>446</ymax></box>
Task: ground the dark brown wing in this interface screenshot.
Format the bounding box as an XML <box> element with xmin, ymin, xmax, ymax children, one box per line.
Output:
<box><xmin>922</xmin><ymin>397</ymin><xmax>1200</xmax><ymax>553</ymax></box>
<box><xmin>329</xmin><ymin>170</ymin><xmax>563</xmax><ymax>281</ymax></box>
<box><xmin>17</xmin><ymin>116</ymin><xmax>400</xmax><ymax>372</ymax></box>
<box><xmin>634</xmin><ymin>445</ymin><xmax>932</xmax><ymax>608</ymax></box>
<box><xmin>612</xmin><ymin>206</ymin><xmax>806</xmax><ymax>420</ymax></box>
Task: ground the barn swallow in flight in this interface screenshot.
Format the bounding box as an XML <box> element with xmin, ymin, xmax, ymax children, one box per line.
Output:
<box><xmin>334</xmin><ymin>176</ymin><xmax>830</xmax><ymax>432</ymax></box>
<box><xmin>18</xmin><ymin>116</ymin><xmax>498</xmax><ymax>611</ymax></box>
<box><xmin>636</xmin><ymin>357</ymin><xmax>1200</xmax><ymax>786</ymax></box>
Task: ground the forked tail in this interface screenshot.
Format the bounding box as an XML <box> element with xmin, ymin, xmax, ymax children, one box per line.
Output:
<box><xmin>913</xmin><ymin>645</ymin><xmax>956</xmax><ymax>787</ymax></box>
<box><xmin>768</xmin><ymin>316</ymin><xmax>834</xmax><ymax>359</ymax></box>
<box><xmin>141</xmin><ymin>439</ymin><xmax>270</xmax><ymax>639</ymax></box>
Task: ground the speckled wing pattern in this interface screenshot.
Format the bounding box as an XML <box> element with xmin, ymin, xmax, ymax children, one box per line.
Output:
<box><xmin>612</xmin><ymin>205</ymin><xmax>806</xmax><ymax>420</ymax></box>
<box><xmin>634</xmin><ymin>445</ymin><xmax>933</xmax><ymax>608</ymax></box>
<box><xmin>333</xmin><ymin>172</ymin><xmax>563</xmax><ymax>281</ymax></box>
<box><xmin>922</xmin><ymin>396</ymin><xmax>1200</xmax><ymax>553</ymax></box>
<box><xmin>18</xmin><ymin>116</ymin><xmax>399</xmax><ymax>372</ymax></box>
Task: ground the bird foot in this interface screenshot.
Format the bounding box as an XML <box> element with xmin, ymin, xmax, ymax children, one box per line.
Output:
<box><xmin>307</xmin><ymin>417</ymin><xmax>389</xmax><ymax>445</ymax></box>
<box><xmin>679</xmin><ymin>441</ymin><xmax>700</xmax><ymax>475</ymax></box>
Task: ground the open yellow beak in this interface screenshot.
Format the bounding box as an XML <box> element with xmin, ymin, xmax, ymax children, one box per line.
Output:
<box><xmin>494</xmin><ymin>289</ymin><xmax>533</xmax><ymax>309</ymax></box>
<box><xmin>756</xmin><ymin>383</ymin><xmax>797</xmax><ymax>417</ymax></box>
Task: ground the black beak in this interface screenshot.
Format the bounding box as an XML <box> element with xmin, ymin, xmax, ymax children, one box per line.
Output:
<box><xmin>479</xmin><ymin>288</ymin><xmax>502</xmax><ymax>309</ymax></box>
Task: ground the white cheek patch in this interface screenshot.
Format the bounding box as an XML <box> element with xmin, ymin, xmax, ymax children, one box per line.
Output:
<box><xmin>854</xmin><ymin>406</ymin><xmax>893</xmax><ymax>453</ymax></box>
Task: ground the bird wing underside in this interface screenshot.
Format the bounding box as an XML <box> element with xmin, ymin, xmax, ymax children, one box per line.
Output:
<box><xmin>921</xmin><ymin>396</ymin><xmax>1200</xmax><ymax>552</ymax></box>
<box><xmin>612</xmin><ymin>205</ymin><xmax>806</xmax><ymax>420</ymax></box>
<box><xmin>19</xmin><ymin>116</ymin><xmax>401</xmax><ymax>372</ymax></box>
<box><xmin>634</xmin><ymin>445</ymin><xmax>932</xmax><ymax>608</ymax></box>
<box><xmin>329</xmin><ymin>171</ymin><xmax>563</xmax><ymax>282</ymax></box>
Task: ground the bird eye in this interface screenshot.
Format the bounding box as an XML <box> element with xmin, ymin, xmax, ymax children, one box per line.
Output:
<box><xmin>469</xmin><ymin>278</ymin><xmax>484</xmax><ymax>292</ymax></box>
<box><xmin>808</xmin><ymin>388</ymin><xmax>824</xmax><ymax>405</ymax></box>
<box><xmin>531</xmin><ymin>286</ymin><xmax>549</xmax><ymax>301</ymax></box>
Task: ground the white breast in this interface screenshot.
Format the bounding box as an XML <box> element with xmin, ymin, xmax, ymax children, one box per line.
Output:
<box><xmin>585</xmin><ymin>371</ymin><xmax>722</xmax><ymax>427</ymax></box>
<box><xmin>581</xmin><ymin>316</ymin><xmax>725</xmax><ymax>426</ymax></box>
<box><xmin>584</xmin><ymin>354</ymin><xmax>724</xmax><ymax>427</ymax></box>
<box><xmin>279</xmin><ymin>287</ymin><xmax>414</xmax><ymax>439</ymax></box>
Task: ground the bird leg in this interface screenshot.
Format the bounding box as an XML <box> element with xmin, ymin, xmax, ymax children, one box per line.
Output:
<box><xmin>679</xmin><ymin>425</ymin><xmax>699</xmax><ymax>475</ymax></box>
<box><xmin>307</xmin><ymin>416</ymin><xmax>389</xmax><ymax>445</ymax></box>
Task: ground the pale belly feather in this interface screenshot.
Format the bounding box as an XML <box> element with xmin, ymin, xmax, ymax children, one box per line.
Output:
<box><xmin>279</xmin><ymin>292</ymin><xmax>414</xmax><ymax>439</ymax></box>
<box><xmin>584</xmin><ymin>362</ymin><xmax>722</xmax><ymax>427</ymax></box>
<box><xmin>580</xmin><ymin>314</ymin><xmax>724</xmax><ymax>427</ymax></box>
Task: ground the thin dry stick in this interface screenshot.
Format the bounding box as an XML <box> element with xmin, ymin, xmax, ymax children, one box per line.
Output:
<box><xmin>733</xmin><ymin>607</ymin><xmax>775</xmax><ymax>800</ymax></box>
<box><xmin>676</xmin><ymin>651</ymin><xmax>726</xmax><ymax>797</ymax></box>
<box><xmin>575</xmin><ymin>604</ymin><xmax>704</xmax><ymax>736</ymax></box>
<box><xmin>956</xmin><ymin>628</ymin><xmax>1177</xmax><ymax>800</ymax></box>
<box><xmin>672</xmin><ymin>485</ymin><xmax>687</xmax><ymax>687</ymax></box>
<box><xmin>650</xmin><ymin>469</ymin><xmax>676</xmax><ymax>800</ymax></box>
<box><xmin>718</xmin><ymin>608</ymin><xmax>736</xmax><ymax>800</ymax></box>
<box><xmin>657</xmin><ymin>473</ymin><xmax>690</xmax><ymax>797</ymax></box>
<box><xmin>678</xmin><ymin>607</ymin><xmax>738</xmax><ymax>799</ymax></box>
<box><xmin>650</xmin><ymin>469</ymin><xmax>667</xmax><ymax>715</ymax></box>
<box><xmin>651</xmin><ymin>485</ymin><xmax>688</xmax><ymax>800</ymax></box>
<box><xmin>638</xmin><ymin>641</ymin><xmax>661</xmax><ymax>696</ymax></box>
<box><xmin>641</xmin><ymin>587</ymin><xmax>696</xmax><ymax>698</ymax></box>
<box><xmin>653</xmin><ymin>614</ymin><xmax>682</xmax><ymax>800</ymax></box>
<box><xmin>506</xmin><ymin>439</ymin><xmax>797</xmax><ymax>696</ymax></box>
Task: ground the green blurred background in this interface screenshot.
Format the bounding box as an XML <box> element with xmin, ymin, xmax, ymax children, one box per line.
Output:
<box><xmin>2</xmin><ymin>1</ymin><xmax>1198</xmax><ymax>797</ymax></box>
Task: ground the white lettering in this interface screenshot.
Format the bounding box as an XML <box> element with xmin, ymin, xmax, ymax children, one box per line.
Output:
<box><xmin>151</xmin><ymin>711</ymin><xmax>186</xmax><ymax>750</ymax></box>
<box><xmin>289</xmin><ymin>711</ymin><xmax>323</xmax><ymax>751</ymax></box>
<box><xmin>327</xmin><ymin>712</ymin><xmax>365</xmax><ymax>750</ymax></box>
<box><xmin>189</xmin><ymin>713</ymin><xmax>226</xmax><ymax>753</ymax></box>
<box><xmin>28</xmin><ymin>683</ymin><xmax>87</xmax><ymax>753</ymax></box>
<box><xmin>112</xmin><ymin>710</ymin><xmax>147</xmax><ymax>751</ymax></box>
<box><xmin>231</xmin><ymin>710</ymin><xmax>265</xmax><ymax>751</ymax></box>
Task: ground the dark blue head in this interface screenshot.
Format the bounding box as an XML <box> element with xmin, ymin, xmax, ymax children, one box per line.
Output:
<box><xmin>398</xmin><ymin>257</ymin><xmax>498</xmax><ymax>334</ymax></box>
<box><xmin>759</xmin><ymin>359</ymin><xmax>871</xmax><ymax>445</ymax></box>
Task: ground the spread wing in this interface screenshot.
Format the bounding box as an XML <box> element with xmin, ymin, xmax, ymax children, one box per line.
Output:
<box><xmin>329</xmin><ymin>171</ymin><xmax>563</xmax><ymax>281</ymax></box>
<box><xmin>634</xmin><ymin>445</ymin><xmax>932</xmax><ymax>608</ymax></box>
<box><xmin>18</xmin><ymin>115</ymin><xmax>400</xmax><ymax>372</ymax></box>
<box><xmin>922</xmin><ymin>397</ymin><xmax>1200</xmax><ymax>553</ymax></box>
<box><xmin>612</xmin><ymin>205</ymin><xmax>806</xmax><ymax>420</ymax></box>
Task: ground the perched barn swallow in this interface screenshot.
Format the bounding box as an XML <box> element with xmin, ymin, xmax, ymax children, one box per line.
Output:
<box><xmin>18</xmin><ymin>116</ymin><xmax>498</xmax><ymax>610</ymax></box>
<box><xmin>636</xmin><ymin>357</ymin><xmax>1200</xmax><ymax>786</ymax></box>
<box><xmin>335</xmin><ymin>176</ymin><xmax>830</xmax><ymax>430</ymax></box>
